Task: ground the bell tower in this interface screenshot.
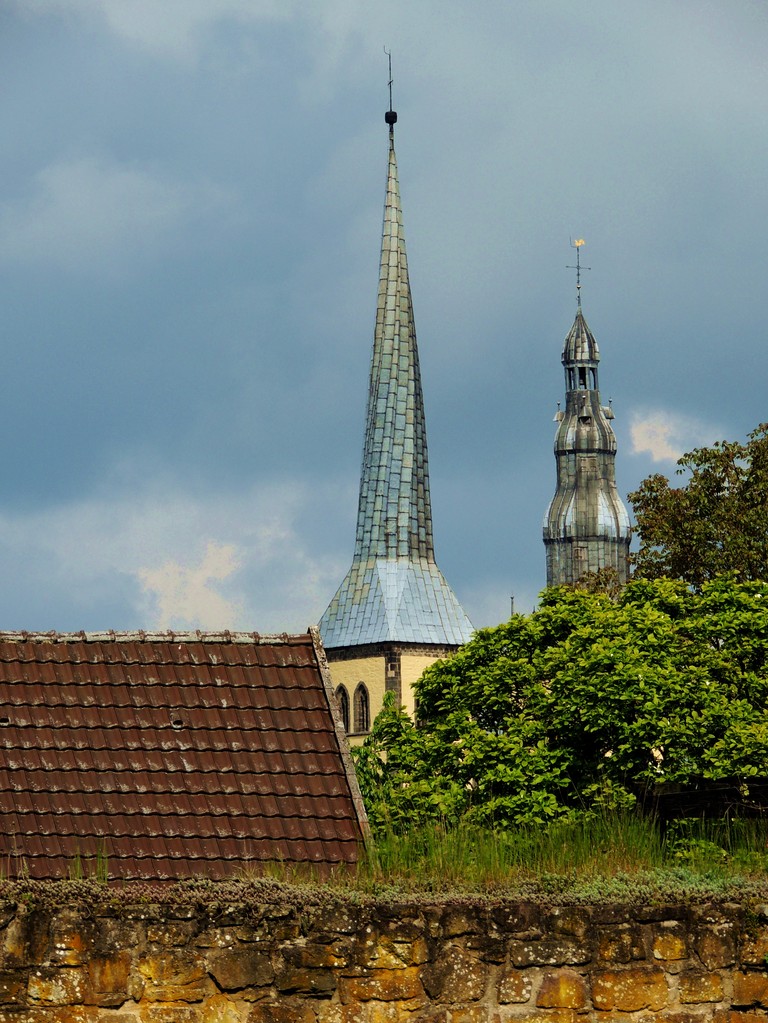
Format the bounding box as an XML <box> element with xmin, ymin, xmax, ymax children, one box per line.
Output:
<box><xmin>543</xmin><ymin>242</ymin><xmax>631</xmax><ymax>587</ymax></box>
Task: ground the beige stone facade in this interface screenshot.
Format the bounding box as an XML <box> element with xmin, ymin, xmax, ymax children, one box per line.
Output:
<box><xmin>325</xmin><ymin>642</ymin><xmax>457</xmax><ymax>743</ymax></box>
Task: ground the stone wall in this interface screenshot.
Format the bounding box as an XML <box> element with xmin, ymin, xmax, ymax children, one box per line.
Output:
<box><xmin>3</xmin><ymin>898</ymin><xmax>768</xmax><ymax>1022</ymax></box>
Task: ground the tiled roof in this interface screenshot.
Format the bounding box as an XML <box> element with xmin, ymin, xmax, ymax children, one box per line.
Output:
<box><xmin>354</xmin><ymin>138</ymin><xmax>433</xmax><ymax>564</ymax></box>
<box><xmin>320</xmin><ymin>558</ymin><xmax>472</xmax><ymax>648</ymax></box>
<box><xmin>0</xmin><ymin>628</ymin><xmax>368</xmax><ymax>880</ymax></box>
<box><xmin>562</xmin><ymin>308</ymin><xmax>601</xmax><ymax>365</ymax></box>
<box><xmin>319</xmin><ymin>124</ymin><xmax>472</xmax><ymax>650</ymax></box>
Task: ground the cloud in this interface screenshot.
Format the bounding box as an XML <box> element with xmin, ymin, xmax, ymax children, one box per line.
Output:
<box><xmin>0</xmin><ymin>476</ymin><xmax>345</xmax><ymax>633</ymax></box>
<box><xmin>138</xmin><ymin>541</ymin><xmax>242</xmax><ymax>630</ymax></box>
<box><xmin>0</xmin><ymin>156</ymin><xmax>226</xmax><ymax>272</ymax></box>
<box><xmin>629</xmin><ymin>409</ymin><xmax>721</xmax><ymax>464</ymax></box>
<box><xmin>13</xmin><ymin>0</ymin><xmax>302</xmax><ymax>62</ymax></box>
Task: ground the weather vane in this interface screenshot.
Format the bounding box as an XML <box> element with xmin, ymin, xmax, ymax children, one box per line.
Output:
<box><xmin>384</xmin><ymin>47</ymin><xmax>397</xmax><ymax>132</ymax></box>
<box><xmin>566</xmin><ymin>238</ymin><xmax>590</xmax><ymax>308</ymax></box>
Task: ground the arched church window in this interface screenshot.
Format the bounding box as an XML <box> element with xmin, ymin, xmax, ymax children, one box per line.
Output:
<box><xmin>354</xmin><ymin>683</ymin><xmax>370</xmax><ymax>734</ymax></box>
<box><xmin>590</xmin><ymin>368</ymin><xmax>597</xmax><ymax>389</ymax></box>
<box><xmin>335</xmin><ymin>685</ymin><xmax>350</xmax><ymax>732</ymax></box>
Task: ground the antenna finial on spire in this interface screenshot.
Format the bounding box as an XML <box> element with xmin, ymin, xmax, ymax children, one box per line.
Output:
<box><xmin>566</xmin><ymin>238</ymin><xmax>591</xmax><ymax>309</ymax></box>
<box><xmin>384</xmin><ymin>47</ymin><xmax>397</xmax><ymax>133</ymax></box>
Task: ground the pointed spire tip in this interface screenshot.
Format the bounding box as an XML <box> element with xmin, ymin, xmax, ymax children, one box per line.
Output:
<box><xmin>384</xmin><ymin>48</ymin><xmax>397</xmax><ymax>133</ymax></box>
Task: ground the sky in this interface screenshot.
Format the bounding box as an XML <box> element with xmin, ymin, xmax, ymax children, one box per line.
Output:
<box><xmin>0</xmin><ymin>0</ymin><xmax>766</xmax><ymax>633</ymax></box>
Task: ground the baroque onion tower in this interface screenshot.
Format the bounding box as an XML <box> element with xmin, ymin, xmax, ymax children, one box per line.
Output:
<box><xmin>319</xmin><ymin>94</ymin><xmax>473</xmax><ymax>738</ymax></box>
<box><xmin>543</xmin><ymin>244</ymin><xmax>631</xmax><ymax>587</ymax></box>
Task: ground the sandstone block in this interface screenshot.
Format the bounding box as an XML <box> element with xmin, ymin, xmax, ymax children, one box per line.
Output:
<box><xmin>197</xmin><ymin>928</ymin><xmax>247</xmax><ymax>949</ymax></box>
<box><xmin>544</xmin><ymin>908</ymin><xmax>592</xmax><ymax>938</ymax></box>
<box><xmin>147</xmin><ymin>922</ymin><xmax>199</xmax><ymax>947</ymax></box>
<box><xmin>596</xmin><ymin>925</ymin><xmax>645</xmax><ymax>963</ymax></box>
<box><xmin>742</xmin><ymin>929</ymin><xmax>768</xmax><ymax>967</ymax></box>
<box><xmin>208</xmin><ymin>947</ymin><xmax>275</xmax><ymax>991</ymax></box>
<box><xmin>421</xmin><ymin>946</ymin><xmax>488</xmax><ymax>1002</ymax></box>
<box><xmin>314</xmin><ymin>1002</ymin><xmax>362</xmax><ymax>1023</ymax></box>
<box><xmin>322</xmin><ymin>1001</ymin><xmax>401</xmax><ymax>1023</ymax></box>
<box><xmin>592</xmin><ymin>967</ymin><xmax>668</xmax><ymax>1011</ymax></box>
<box><xmin>200</xmin><ymin>992</ymin><xmax>248</xmax><ymax>1023</ymax></box>
<box><xmin>302</xmin><ymin>905</ymin><xmax>361</xmax><ymax>937</ymax></box>
<box><xmin>138</xmin><ymin>950</ymin><xmax>208</xmax><ymax>1002</ymax></box>
<box><xmin>318</xmin><ymin>999</ymin><xmax>426</xmax><ymax>1023</ymax></box>
<box><xmin>410</xmin><ymin>937</ymin><xmax>430</xmax><ymax>966</ymax></box>
<box><xmin>140</xmin><ymin>1006</ymin><xmax>202</xmax><ymax>1023</ymax></box>
<box><xmin>247</xmin><ymin>1000</ymin><xmax>316</xmax><ymax>1023</ymax></box>
<box><xmin>635</xmin><ymin>904</ymin><xmax>687</xmax><ymax>924</ymax></box>
<box><xmin>536</xmin><ymin>970</ymin><xmax>588</xmax><ymax>1009</ymax></box>
<box><xmin>85</xmin><ymin>952</ymin><xmax>131</xmax><ymax>1006</ymax></box>
<box><xmin>281</xmin><ymin>941</ymin><xmax>351</xmax><ymax>970</ymax></box>
<box><xmin>28</xmin><ymin>966</ymin><xmax>89</xmax><ymax>1005</ymax></box>
<box><xmin>409</xmin><ymin>1010</ymin><xmax>448</xmax><ymax>1023</ymax></box>
<box><xmin>497</xmin><ymin>967</ymin><xmax>532</xmax><ymax>1004</ymax></box>
<box><xmin>49</xmin><ymin>911</ymin><xmax>94</xmax><ymax>966</ymax></box>
<box><xmin>5</xmin><ymin>1009</ymin><xmax>101</xmax><ymax>1023</ymax></box>
<box><xmin>713</xmin><ymin>1012</ymin><xmax>768</xmax><ymax>1023</ymax></box>
<box><xmin>0</xmin><ymin>903</ymin><xmax>15</xmax><ymax>930</ymax></box>
<box><xmin>695</xmin><ymin>926</ymin><xmax>736</xmax><ymax>969</ymax></box>
<box><xmin>679</xmin><ymin>970</ymin><xmax>724</xmax><ymax>1003</ymax></box>
<box><xmin>258</xmin><ymin>919</ymin><xmax>301</xmax><ymax>942</ymax></box>
<box><xmin>366</xmin><ymin>937</ymin><xmax>426</xmax><ymax>969</ymax></box>
<box><xmin>653</xmin><ymin>923</ymin><xmax>688</xmax><ymax>962</ymax></box>
<box><xmin>508</xmin><ymin>939</ymin><xmax>590</xmax><ymax>967</ymax></box>
<box><xmin>465</xmin><ymin>935</ymin><xmax>506</xmax><ymax>964</ymax></box>
<box><xmin>1</xmin><ymin>911</ymin><xmax>49</xmax><ymax>968</ymax></box>
<box><xmin>0</xmin><ymin>969</ymin><xmax>25</xmax><ymax>1003</ymax></box>
<box><xmin>274</xmin><ymin>966</ymin><xmax>336</xmax><ymax>995</ymax></box>
<box><xmin>338</xmin><ymin>967</ymin><xmax>424</xmax><ymax>1004</ymax></box>
<box><xmin>491</xmin><ymin>903</ymin><xmax>541</xmax><ymax>934</ymax></box>
<box><xmin>513</xmin><ymin>1011</ymin><xmax>578</xmax><ymax>1023</ymax></box>
<box><xmin>442</xmin><ymin>908</ymin><xmax>483</xmax><ymax>938</ymax></box>
<box><xmin>446</xmin><ymin>1006</ymin><xmax>490</xmax><ymax>1023</ymax></box>
<box><xmin>734</xmin><ymin>972</ymin><xmax>768</xmax><ymax>1008</ymax></box>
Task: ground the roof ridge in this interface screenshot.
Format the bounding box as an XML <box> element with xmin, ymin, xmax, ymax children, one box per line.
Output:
<box><xmin>0</xmin><ymin>630</ymin><xmax>312</xmax><ymax>645</ymax></box>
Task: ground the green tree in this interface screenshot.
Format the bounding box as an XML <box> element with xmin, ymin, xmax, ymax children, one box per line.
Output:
<box><xmin>354</xmin><ymin>578</ymin><xmax>768</xmax><ymax>833</ymax></box>
<box><xmin>629</xmin><ymin>424</ymin><xmax>768</xmax><ymax>586</ymax></box>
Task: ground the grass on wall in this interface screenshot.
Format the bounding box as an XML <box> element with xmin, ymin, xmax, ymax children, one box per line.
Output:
<box><xmin>4</xmin><ymin>812</ymin><xmax>768</xmax><ymax>907</ymax></box>
<box><xmin>351</xmin><ymin>811</ymin><xmax>768</xmax><ymax>898</ymax></box>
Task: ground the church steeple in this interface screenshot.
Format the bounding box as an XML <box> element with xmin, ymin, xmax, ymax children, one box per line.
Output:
<box><xmin>543</xmin><ymin>246</ymin><xmax>631</xmax><ymax>587</ymax></box>
<box><xmin>319</xmin><ymin>102</ymin><xmax>472</xmax><ymax>650</ymax></box>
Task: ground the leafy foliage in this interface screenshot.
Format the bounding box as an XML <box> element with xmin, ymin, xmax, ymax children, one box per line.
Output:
<box><xmin>353</xmin><ymin>577</ymin><xmax>768</xmax><ymax>832</ymax></box>
<box><xmin>629</xmin><ymin>424</ymin><xmax>768</xmax><ymax>585</ymax></box>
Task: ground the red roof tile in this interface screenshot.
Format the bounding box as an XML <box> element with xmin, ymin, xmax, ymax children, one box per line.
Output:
<box><xmin>0</xmin><ymin>627</ymin><xmax>368</xmax><ymax>880</ymax></box>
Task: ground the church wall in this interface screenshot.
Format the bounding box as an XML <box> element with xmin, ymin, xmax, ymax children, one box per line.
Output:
<box><xmin>326</xmin><ymin>655</ymin><xmax>386</xmax><ymax>745</ymax></box>
<box><xmin>326</xmin><ymin>645</ymin><xmax>459</xmax><ymax>744</ymax></box>
<box><xmin>399</xmin><ymin>653</ymin><xmax>441</xmax><ymax>719</ymax></box>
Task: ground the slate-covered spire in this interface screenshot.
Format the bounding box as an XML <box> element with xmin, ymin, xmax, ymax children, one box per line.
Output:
<box><xmin>543</xmin><ymin>294</ymin><xmax>631</xmax><ymax>588</ymax></box>
<box><xmin>319</xmin><ymin>110</ymin><xmax>472</xmax><ymax>649</ymax></box>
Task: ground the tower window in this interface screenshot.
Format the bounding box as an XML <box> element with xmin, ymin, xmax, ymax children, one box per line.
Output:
<box><xmin>335</xmin><ymin>685</ymin><xmax>350</xmax><ymax>732</ymax></box>
<box><xmin>354</xmin><ymin>683</ymin><xmax>370</xmax><ymax>733</ymax></box>
<box><xmin>590</xmin><ymin>368</ymin><xmax>597</xmax><ymax>389</ymax></box>
<box><xmin>578</xmin><ymin>367</ymin><xmax>587</xmax><ymax>388</ymax></box>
